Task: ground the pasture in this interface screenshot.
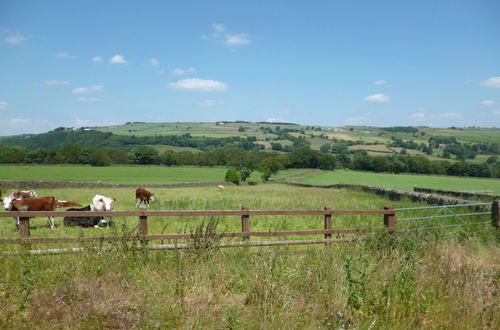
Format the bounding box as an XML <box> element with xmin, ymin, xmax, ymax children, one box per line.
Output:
<box><xmin>0</xmin><ymin>165</ymin><xmax>308</xmax><ymax>184</ymax></box>
<box><xmin>299</xmin><ymin>170</ymin><xmax>500</xmax><ymax>195</ymax></box>
<box><xmin>0</xmin><ymin>184</ymin><xmax>498</xmax><ymax>329</ymax></box>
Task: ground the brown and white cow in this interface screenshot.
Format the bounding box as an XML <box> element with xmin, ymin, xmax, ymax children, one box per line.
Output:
<box><xmin>135</xmin><ymin>188</ymin><xmax>155</xmax><ymax>208</ymax></box>
<box><xmin>1</xmin><ymin>196</ymin><xmax>57</xmax><ymax>230</ymax></box>
<box><xmin>10</xmin><ymin>189</ymin><xmax>37</xmax><ymax>199</ymax></box>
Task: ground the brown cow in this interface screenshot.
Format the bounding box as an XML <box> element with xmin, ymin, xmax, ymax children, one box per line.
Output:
<box><xmin>135</xmin><ymin>188</ymin><xmax>155</xmax><ymax>208</ymax></box>
<box><xmin>2</xmin><ymin>196</ymin><xmax>57</xmax><ymax>230</ymax></box>
<box><xmin>56</xmin><ymin>200</ymin><xmax>82</xmax><ymax>208</ymax></box>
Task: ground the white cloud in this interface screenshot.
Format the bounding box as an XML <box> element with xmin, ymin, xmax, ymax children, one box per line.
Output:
<box><xmin>173</xmin><ymin>67</ymin><xmax>196</xmax><ymax>75</ymax></box>
<box><xmin>56</xmin><ymin>51</ymin><xmax>77</xmax><ymax>59</ymax></box>
<box><xmin>410</xmin><ymin>113</ymin><xmax>425</xmax><ymax>119</ymax></box>
<box><xmin>481</xmin><ymin>100</ymin><xmax>496</xmax><ymax>106</ymax></box>
<box><xmin>431</xmin><ymin>112</ymin><xmax>462</xmax><ymax>119</ymax></box>
<box><xmin>77</xmin><ymin>97</ymin><xmax>102</xmax><ymax>102</ymax></box>
<box><xmin>372</xmin><ymin>80</ymin><xmax>387</xmax><ymax>85</ymax></box>
<box><xmin>92</xmin><ymin>56</ymin><xmax>103</xmax><ymax>63</ymax></box>
<box><xmin>168</xmin><ymin>78</ymin><xmax>228</xmax><ymax>91</ymax></box>
<box><xmin>109</xmin><ymin>54</ymin><xmax>127</xmax><ymax>64</ymax></box>
<box><xmin>481</xmin><ymin>77</ymin><xmax>500</xmax><ymax>88</ymax></box>
<box><xmin>150</xmin><ymin>58</ymin><xmax>159</xmax><ymax>66</ymax></box>
<box><xmin>0</xmin><ymin>101</ymin><xmax>8</xmax><ymax>109</ymax></box>
<box><xmin>225</xmin><ymin>33</ymin><xmax>250</xmax><ymax>45</ymax></box>
<box><xmin>44</xmin><ymin>80</ymin><xmax>70</xmax><ymax>86</ymax></box>
<box><xmin>196</xmin><ymin>100</ymin><xmax>223</xmax><ymax>106</ymax></box>
<box><xmin>9</xmin><ymin>118</ymin><xmax>32</xmax><ymax>125</ymax></box>
<box><xmin>364</xmin><ymin>94</ymin><xmax>390</xmax><ymax>102</ymax></box>
<box><xmin>203</xmin><ymin>24</ymin><xmax>251</xmax><ymax>46</ymax></box>
<box><xmin>4</xmin><ymin>32</ymin><xmax>27</xmax><ymax>44</ymax></box>
<box><xmin>72</xmin><ymin>85</ymin><xmax>104</xmax><ymax>94</ymax></box>
<box><xmin>213</xmin><ymin>23</ymin><xmax>226</xmax><ymax>32</ymax></box>
<box><xmin>344</xmin><ymin>116</ymin><xmax>369</xmax><ymax>125</ymax></box>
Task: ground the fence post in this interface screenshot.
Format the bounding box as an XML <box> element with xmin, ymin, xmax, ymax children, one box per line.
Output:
<box><xmin>241</xmin><ymin>206</ymin><xmax>250</xmax><ymax>241</ymax></box>
<box><xmin>324</xmin><ymin>206</ymin><xmax>332</xmax><ymax>242</ymax></box>
<box><xmin>492</xmin><ymin>201</ymin><xmax>499</xmax><ymax>229</ymax></box>
<box><xmin>19</xmin><ymin>217</ymin><xmax>30</xmax><ymax>238</ymax></box>
<box><xmin>139</xmin><ymin>214</ymin><xmax>148</xmax><ymax>244</ymax></box>
<box><xmin>384</xmin><ymin>206</ymin><xmax>396</xmax><ymax>233</ymax></box>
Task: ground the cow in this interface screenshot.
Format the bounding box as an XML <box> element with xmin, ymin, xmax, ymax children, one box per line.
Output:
<box><xmin>135</xmin><ymin>188</ymin><xmax>155</xmax><ymax>208</ymax></box>
<box><xmin>9</xmin><ymin>189</ymin><xmax>37</xmax><ymax>199</ymax></box>
<box><xmin>56</xmin><ymin>200</ymin><xmax>82</xmax><ymax>208</ymax></box>
<box><xmin>91</xmin><ymin>194</ymin><xmax>116</xmax><ymax>227</ymax></box>
<box><xmin>63</xmin><ymin>205</ymin><xmax>105</xmax><ymax>228</ymax></box>
<box><xmin>1</xmin><ymin>196</ymin><xmax>57</xmax><ymax>230</ymax></box>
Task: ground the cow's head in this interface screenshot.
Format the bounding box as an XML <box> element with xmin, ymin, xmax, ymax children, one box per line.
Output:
<box><xmin>29</xmin><ymin>190</ymin><xmax>38</xmax><ymax>198</ymax></box>
<box><xmin>150</xmin><ymin>193</ymin><xmax>155</xmax><ymax>202</ymax></box>
<box><xmin>99</xmin><ymin>197</ymin><xmax>116</xmax><ymax>211</ymax></box>
<box><xmin>1</xmin><ymin>196</ymin><xmax>13</xmax><ymax>210</ymax></box>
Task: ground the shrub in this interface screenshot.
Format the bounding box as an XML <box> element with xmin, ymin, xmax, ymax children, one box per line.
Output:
<box><xmin>225</xmin><ymin>168</ymin><xmax>241</xmax><ymax>185</ymax></box>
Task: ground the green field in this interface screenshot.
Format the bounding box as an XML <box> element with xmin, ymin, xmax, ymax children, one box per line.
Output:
<box><xmin>0</xmin><ymin>165</ymin><xmax>309</xmax><ymax>184</ymax></box>
<box><xmin>298</xmin><ymin>170</ymin><xmax>500</xmax><ymax>194</ymax></box>
<box><xmin>0</xmin><ymin>184</ymin><xmax>497</xmax><ymax>329</ymax></box>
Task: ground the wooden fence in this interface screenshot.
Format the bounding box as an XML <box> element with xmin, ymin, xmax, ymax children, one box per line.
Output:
<box><xmin>0</xmin><ymin>201</ymin><xmax>498</xmax><ymax>254</ymax></box>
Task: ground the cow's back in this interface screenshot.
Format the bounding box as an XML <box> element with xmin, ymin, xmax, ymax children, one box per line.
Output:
<box><xmin>13</xmin><ymin>196</ymin><xmax>57</xmax><ymax>211</ymax></box>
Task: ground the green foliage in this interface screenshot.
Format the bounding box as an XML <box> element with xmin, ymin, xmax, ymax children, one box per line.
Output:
<box><xmin>225</xmin><ymin>168</ymin><xmax>241</xmax><ymax>185</ymax></box>
<box><xmin>0</xmin><ymin>146</ymin><xmax>26</xmax><ymax>164</ymax></box>
<box><xmin>129</xmin><ymin>146</ymin><xmax>159</xmax><ymax>165</ymax></box>
<box><xmin>89</xmin><ymin>150</ymin><xmax>112</xmax><ymax>166</ymax></box>
<box><xmin>260</xmin><ymin>157</ymin><xmax>283</xmax><ymax>181</ymax></box>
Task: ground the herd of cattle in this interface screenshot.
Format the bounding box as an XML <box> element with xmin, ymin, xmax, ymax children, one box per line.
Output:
<box><xmin>0</xmin><ymin>187</ymin><xmax>155</xmax><ymax>229</ymax></box>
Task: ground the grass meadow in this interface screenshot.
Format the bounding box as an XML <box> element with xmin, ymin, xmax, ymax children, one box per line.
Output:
<box><xmin>0</xmin><ymin>184</ymin><xmax>498</xmax><ymax>329</ymax></box>
<box><xmin>0</xmin><ymin>165</ymin><xmax>308</xmax><ymax>184</ymax></box>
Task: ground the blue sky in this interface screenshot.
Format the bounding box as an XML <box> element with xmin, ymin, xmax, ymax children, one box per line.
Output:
<box><xmin>1</xmin><ymin>0</ymin><xmax>499</xmax><ymax>135</ymax></box>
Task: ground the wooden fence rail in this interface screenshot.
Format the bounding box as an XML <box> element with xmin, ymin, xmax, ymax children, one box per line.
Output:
<box><xmin>0</xmin><ymin>201</ymin><xmax>497</xmax><ymax>250</ymax></box>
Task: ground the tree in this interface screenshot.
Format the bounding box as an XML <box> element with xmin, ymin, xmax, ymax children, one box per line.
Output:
<box><xmin>129</xmin><ymin>146</ymin><xmax>159</xmax><ymax>165</ymax></box>
<box><xmin>225</xmin><ymin>168</ymin><xmax>241</xmax><ymax>185</ymax></box>
<box><xmin>89</xmin><ymin>150</ymin><xmax>111</xmax><ymax>166</ymax></box>
<box><xmin>260</xmin><ymin>157</ymin><xmax>283</xmax><ymax>181</ymax></box>
<box><xmin>0</xmin><ymin>146</ymin><xmax>26</xmax><ymax>164</ymax></box>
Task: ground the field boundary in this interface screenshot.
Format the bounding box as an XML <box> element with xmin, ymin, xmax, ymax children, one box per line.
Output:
<box><xmin>282</xmin><ymin>182</ymin><xmax>494</xmax><ymax>207</ymax></box>
<box><xmin>0</xmin><ymin>180</ymin><xmax>234</xmax><ymax>189</ymax></box>
<box><xmin>413</xmin><ymin>187</ymin><xmax>500</xmax><ymax>200</ymax></box>
<box><xmin>0</xmin><ymin>201</ymin><xmax>497</xmax><ymax>255</ymax></box>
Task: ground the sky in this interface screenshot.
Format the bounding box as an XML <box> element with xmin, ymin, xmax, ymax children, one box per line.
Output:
<box><xmin>1</xmin><ymin>0</ymin><xmax>500</xmax><ymax>135</ymax></box>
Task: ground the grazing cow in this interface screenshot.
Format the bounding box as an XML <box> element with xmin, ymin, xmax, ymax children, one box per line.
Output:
<box><xmin>56</xmin><ymin>200</ymin><xmax>82</xmax><ymax>208</ymax></box>
<box><xmin>91</xmin><ymin>194</ymin><xmax>116</xmax><ymax>211</ymax></box>
<box><xmin>9</xmin><ymin>189</ymin><xmax>37</xmax><ymax>199</ymax></box>
<box><xmin>2</xmin><ymin>196</ymin><xmax>57</xmax><ymax>230</ymax></box>
<box><xmin>63</xmin><ymin>205</ymin><xmax>105</xmax><ymax>228</ymax></box>
<box><xmin>135</xmin><ymin>188</ymin><xmax>155</xmax><ymax>208</ymax></box>
<box><xmin>91</xmin><ymin>194</ymin><xmax>116</xmax><ymax>227</ymax></box>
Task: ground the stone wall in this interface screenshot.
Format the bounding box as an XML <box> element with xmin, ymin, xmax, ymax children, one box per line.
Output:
<box><xmin>284</xmin><ymin>182</ymin><xmax>493</xmax><ymax>210</ymax></box>
<box><xmin>414</xmin><ymin>187</ymin><xmax>499</xmax><ymax>200</ymax></box>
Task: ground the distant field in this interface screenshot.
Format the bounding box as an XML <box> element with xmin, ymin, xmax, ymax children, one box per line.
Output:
<box><xmin>0</xmin><ymin>166</ymin><xmax>309</xmax><ymax>184</ymax></box>
<box><xmin>298</xmin><ymin>170</ymin><xmax>500</xmax><ymax>194</ymax></box>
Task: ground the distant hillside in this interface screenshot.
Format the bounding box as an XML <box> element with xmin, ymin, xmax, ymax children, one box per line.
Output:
<box><xmin>1</xmin><ymin>123</ymin><xmax>499</xmax><ymax>162</ymax></box>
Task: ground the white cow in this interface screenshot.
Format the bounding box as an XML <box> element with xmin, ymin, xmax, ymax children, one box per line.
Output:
<box><xmin>91</xmin><ymin>194</ymin><xmax>116</xmax><ymax>227</ymax></box>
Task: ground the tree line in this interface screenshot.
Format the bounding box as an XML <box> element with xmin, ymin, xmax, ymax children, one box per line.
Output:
<box><xmin>0</xmin><ymin>145</ymin><xmax>499</xmax><ymax>179</ymax></box>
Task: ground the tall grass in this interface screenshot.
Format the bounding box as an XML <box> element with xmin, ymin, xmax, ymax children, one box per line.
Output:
<box><xmin>0</xmin><ymin>184</ymin><xmax>498</xmax><ymax>328</ymax></box>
